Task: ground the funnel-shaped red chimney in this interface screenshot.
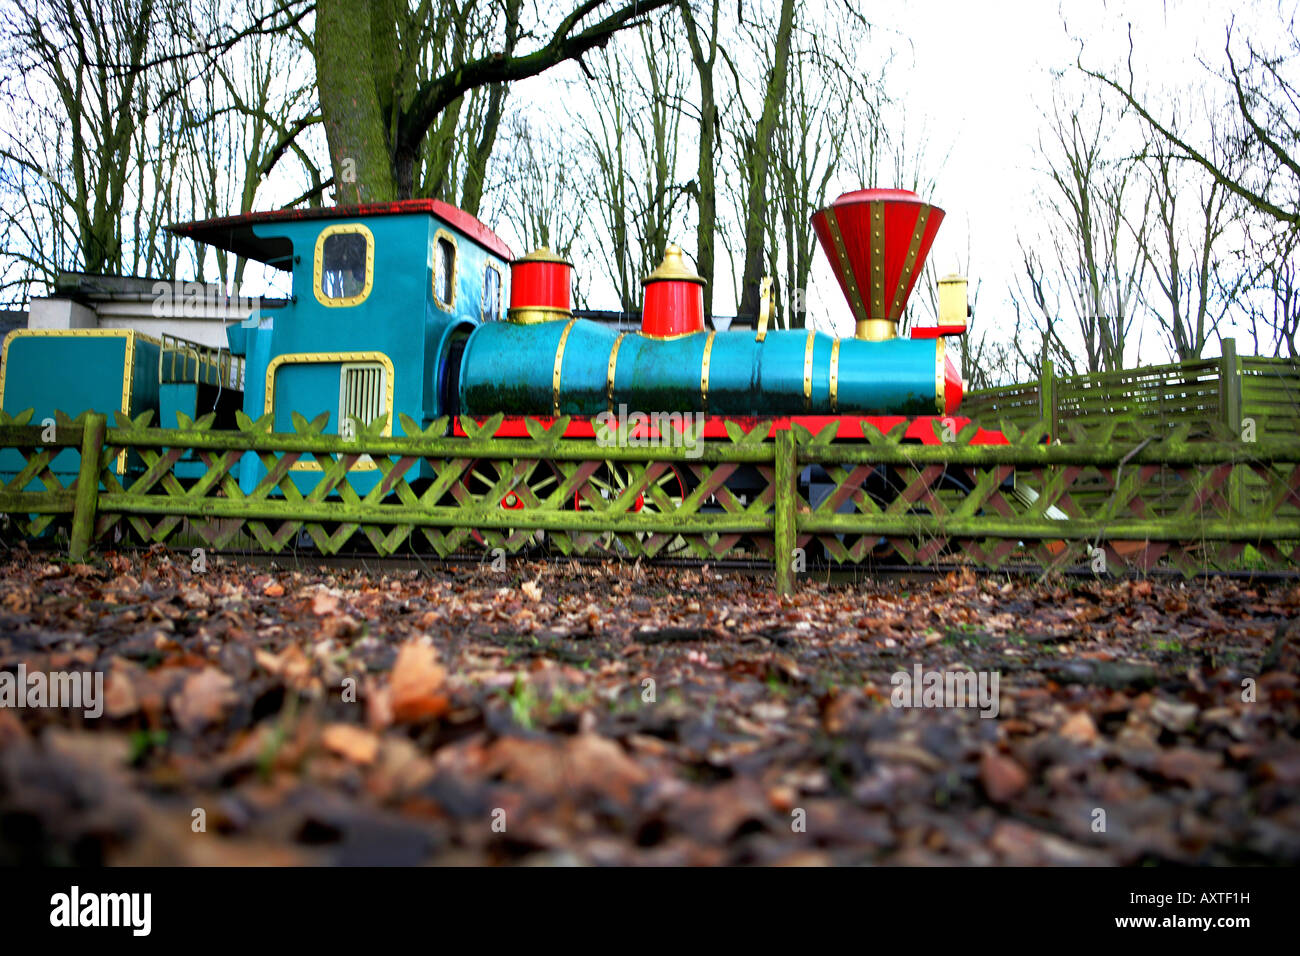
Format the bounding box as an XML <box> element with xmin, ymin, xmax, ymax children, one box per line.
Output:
<box><xmin>811</xmin><ymin>188</ymin><xmax>945</xmax><ymax>340</ymax></box>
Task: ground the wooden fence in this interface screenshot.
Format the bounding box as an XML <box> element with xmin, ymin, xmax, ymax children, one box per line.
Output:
<box><xmin>962</xmin><ymin>339</ymin><xmax>1300</xmax><ymax>443</ymax></box>
<box><xmin>2</xmin><ymin>407</ymin><xmax>1298</xmax><ymax>591</ymax></box>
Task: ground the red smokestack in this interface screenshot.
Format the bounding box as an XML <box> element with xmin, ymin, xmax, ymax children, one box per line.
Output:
<box><xmin>811</xmin><ymin>189</ymin><xmax>945</xmax><ymax>341</ymax></box>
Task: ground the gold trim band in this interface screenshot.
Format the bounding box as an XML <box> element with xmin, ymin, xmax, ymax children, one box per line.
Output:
<box><xmin>552</xmin><ymin>318</ymin><xmax>578</xmax><ymax>417</ymax></box>
<box><xmin>855</xmin><ymin>318</ymin><xmax>897</xmax><ymax>341</ymax></box>
<box><xmin>606</xmin><ymin>332</ymin><xmax>626</xmax><ymax>413</ymax></box>
<box><xmin>888</xmin><ymin>205</ymin><xmax>932</xmax><ymax>317</ymax></box>
<box><xmin>507</xmin><ymin>306</ymin><xmax>571</xmax><ymax>325</ymax></box>
<box><xmin>935</xmin><ymin>337</ymin><xmax>947</xmax><ymax>415</ymax></box>
<box><xmin>700</xmin><ymin>330</ymin><xmax>716</xmax><ymax>414</ymax></box>
<box><xmin>802</xmin><ymin>331</ymin><xmax>816</xmax><ymax>411</ymax></box>
<box><xmin>823</xmin><ymin>208</ymin><xmax>869</xmax><ymax>327</ymax></box>
<box><xmin>829</xmin><ymin>338</ymin><xmax>841</xmax><ymax>413</ymax></box>
<box><xmin>869</xmin><ymin>202</ymin><xmax>886</xmax><ymax>318</ymax></box>
<box><xmin>638</xmin><ymin>329</ymin><xmax>702</xmax><ymax>342</ymax></box>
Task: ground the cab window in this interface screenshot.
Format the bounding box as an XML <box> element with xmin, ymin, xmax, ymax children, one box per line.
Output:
<box><xmin>483</xmin><ymin>262</ymin><xmax>503</xmax><ymax>321</ymax></box>
<box><xmin>434</xmin><ymin>232</ymin><xmax>457</xmax><ymax>310</ymax></box>
<box><xmin>314</xmin><ymin>224</ymin><xmax>373</xmax><ymax>307</ymax></box>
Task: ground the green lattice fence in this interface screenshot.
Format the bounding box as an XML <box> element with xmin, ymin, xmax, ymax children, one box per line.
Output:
<box><xmin>2</xmin><ymin>408</ymin><xmax>1299</xmax><ymax>591</ymax></box>
<box><xmin>962</xmin><ymin>343</ymin><xmax>1300</xmax><ymax>523</ymax></box>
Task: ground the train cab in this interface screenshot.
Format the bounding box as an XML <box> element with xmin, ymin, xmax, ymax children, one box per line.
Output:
<box><xmin>167</xmin><ymin>200</ymin><xmax>515</xmax><ymax>493</ymax></box>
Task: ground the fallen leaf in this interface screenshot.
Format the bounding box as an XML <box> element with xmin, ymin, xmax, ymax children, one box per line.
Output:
<box><xmin>1059</xmin><ymin>711</ymin><xmax>1098</xmax><ymax>744</ymax></box>
<box><xmin>1149</xmin><ymin>698</ymin><xmax>1198</xmax><ymax>734</ymax></box>
<box><xmin>255</xmin><ymin>643</ymin><xmax>313</xmax><ymax>688</ymax></box>
<box><xmin>170</xmin><ymin>668</ymin><xmax>238</xmax><ymax>734</ymax></box>
<box><xmin>980</xmin><ymin>749</ymin><xmax>1029</xmax><ymax>802</ymax></box>
<box><xmin>311</xmin><ymin>591</ymin><xmax>341</xmax><ymax>616</ymax></box>
<box><xmin>102</xmin><ymin>667</ymin><xmax>139</xmax><ymax>719</ymax></box>
<box><xmin>321</xmin><ymin>723</ymin><xmax>379</xmax><ymax>764</ymax></box>
<box><xmin>389</xmin><ymin>640</ymin><xmax>450</xmax><ymax>723</ymax></box>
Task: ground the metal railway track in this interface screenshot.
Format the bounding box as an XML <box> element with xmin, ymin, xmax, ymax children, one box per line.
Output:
<box><xmin>16</xmin><ymin>540</ymin><xmax>1293</xmax><ymax>583</ymax></box>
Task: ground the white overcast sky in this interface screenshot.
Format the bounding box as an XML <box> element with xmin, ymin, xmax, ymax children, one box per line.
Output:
<box><xmin>147</xmin><ymin>0</ymin><xmax>1269</xmax><ymax>361</ymax></box>
<box><xmin>497</xmin><ymin>0</ymin><xmax>1258</xmax><ymax>357</ymax></box>
<box><xmin>814</xmin><ymin>0</ymin><xmax>1250</xmax><ymax>351</ymax></box>
<box><xmin>861</xmin><ymin>0</ymin><xmax>1240</xmax><ymax>351</ymax></box>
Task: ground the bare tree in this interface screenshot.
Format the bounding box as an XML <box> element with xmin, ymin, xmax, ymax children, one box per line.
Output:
<box><xmin>1239</xmin><ymin>225</ymin><xmax>1300</xmax><ymax>357</ymax></box>
<box><xmin>678</xmin><ymin>0</ymin><xmax>723</xmax><ymax>317</ymax></box>
<box><xmin>1011</xmin><ymin>89</ymin><xmax>1151</xmax><ymax>375</ymax></box>
<box><xmin>313</xmin><ymin>0</ymin><xmax>675</xmax><ymax>203</ymax></box>
<box><xmin>1081</xmin><ymin>17</ymin><xmax>1300</xmax><ymax>231</ymax></box>
<box><xmin>0</xmin><ymin>0</ymin><xmax>162</xmax><ymax>289</ymax></box>
<box><xmin>1134</xmin><ymin>134</ymin><xmax>1244</xmax><ymax>360</ymax></box>
<box><xmin>730</xmin><ymin>0</ymin><xmax>796</xmax><ymax>319</ymax></box>
<box><xmin>1079</xmin><ymin>10</ymin><xmax>1300</xmax><ymax>358</ymax></box>
<box><xmin>494</xmin><ymin>113</ymin><xmax>585</xmax><ymax>259</ymax></box>
<box><xmin>582</xmin><ymin>18</ymin><xmax>689</xmax><ymax>311</ymax></box>
<box><xmin>0</xmin><ymin>0</ymin><xmax>324</xmax><ymax>304</ymax></box>
<box><xmin>766</xmin><ymin>15</ymin><xmax>869</xmax><ymax>330</ymax></box>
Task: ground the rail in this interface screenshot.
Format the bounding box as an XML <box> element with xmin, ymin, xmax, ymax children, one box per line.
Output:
<box><xmin>159</xmin><ymin>333</ymin><xmax>245</xmax><ymax>390</ymax></box>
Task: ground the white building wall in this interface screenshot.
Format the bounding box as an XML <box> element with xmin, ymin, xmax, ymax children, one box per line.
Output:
<box><xmin>28</xmin><ymin>298</ymin><xmax>98</xmax><ymax>330</ymax></box>
<box><xmin>25</xmin><ymin>287</ymin><xmax>258</xmax><ymax>349</ymax></box>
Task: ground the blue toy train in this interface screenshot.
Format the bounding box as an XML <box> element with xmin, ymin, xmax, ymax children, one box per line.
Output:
<box><xmin>1</xmin><ymin>190</ymin><xmax>997</xmax><ymax>500</ymax></box>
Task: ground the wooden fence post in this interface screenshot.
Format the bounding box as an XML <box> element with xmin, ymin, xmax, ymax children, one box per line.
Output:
<box><xmin>69</xmin><ymin>413</ymin><xmax>106</xmax><ymax>561</ymax></box>
<box><xmin>1220</xmin><ymin>338</ymin><xmax>1242</xmax><ymax>435</ymax></box>
<box><xmin>1040</xmin><ymin>359</ymin><xmax>1056</xmax><ymax>439</ymax></box>
<box><xmin>774</xmin><ymin>430</ymin><xmax>797</xmax><ymax>595</ymax></box>
<box><xmin>1220</xmin><ymin>338</ymin><xmax>1243</xmax><ymax>515</ymax></box>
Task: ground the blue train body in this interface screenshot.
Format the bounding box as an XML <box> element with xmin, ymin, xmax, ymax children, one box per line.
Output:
<box><xmin>0</xmin><ymin>193</ymin><xmax>968</xmax><ymax>497</ymax></box>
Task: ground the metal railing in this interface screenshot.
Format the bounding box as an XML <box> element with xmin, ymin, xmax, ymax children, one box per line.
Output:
<box><xmin>158</xmin><ymin>333</ymin><xmax>244</xmax><ymax>390</ymax></box>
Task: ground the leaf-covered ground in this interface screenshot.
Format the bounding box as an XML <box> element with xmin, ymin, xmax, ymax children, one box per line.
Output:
<box><xmin>0</xmin><ymin>545</ymin><xmax>1297</xmax><ymax>865</ymax></box>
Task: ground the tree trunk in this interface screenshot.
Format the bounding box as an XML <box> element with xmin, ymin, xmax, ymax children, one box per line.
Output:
<box><xmin>696</xmin><ymin>76</ymin><xmax>717</xmax><ymax>317</ymax></box>
<box><xmin>314</xmin><ymin>0</ymin><xmax>397</xmax><ymax>203</ymax></box>
<box><xmin>679</xmin><ymin>0</ymin><xmax>720</xmax><ymax>319</ymax></box>
<box><xmin>738</xmin><ymin>0</ymin><xmax>796</xmax><ymax>317</ymax></box>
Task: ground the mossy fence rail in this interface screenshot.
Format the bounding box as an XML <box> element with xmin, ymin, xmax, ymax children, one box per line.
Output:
<box><xmin>962</xmin><ymin>339</ymin><xmax>1300</xmax><ymax>444</ymax></box>
<box><xmin>1</xmin><ymin>407</ymin><xmax>1298</xmax><ymax>592</ymax></box>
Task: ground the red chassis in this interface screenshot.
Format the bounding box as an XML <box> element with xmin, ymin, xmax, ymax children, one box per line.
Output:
<box><xmin>453</xmin><ymin>413</ymin><xmax>1009</xmax><ymax>446</ymax></box>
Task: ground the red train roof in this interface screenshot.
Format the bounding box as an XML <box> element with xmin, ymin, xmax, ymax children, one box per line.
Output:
<box><xmin>166</xmin><ymin>198</ymin><xmax>514</xmax><ymax>270</ymax></box>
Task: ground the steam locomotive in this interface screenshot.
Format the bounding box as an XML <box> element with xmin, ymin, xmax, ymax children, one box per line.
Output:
<box><xmin>0</xmin><ymin>188</ymin><xmax>1005</xmax><ymax>505</ymax></box>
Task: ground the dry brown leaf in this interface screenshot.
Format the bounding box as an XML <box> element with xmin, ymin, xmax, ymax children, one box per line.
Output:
<box><xmin>980</xmin><ymin>749</ymin><xmax>1029</xmax><ymax>802</ymax></box>
<box><xmin>390</xmin><ymin>640</ymin><xmax>449</xmax><ymax>723</ymax></box>
<box><xmin>255</xmin><ymin>643</ymin><xmax>312</xmax><ymax>687</ymax></box>
<box><xmin>1059</xmin><ymin>711</ymin><xmax>1099</xmax><ymax>744</ymax></box>
<box><xmin>311</xmin><ymin>591</ymin><xmax>341</xmax><ymax>616</ymax></box>
<box><xmin>171</xmin><ymin>668</ymin><xmax>238</xmax><ymax>734</ymax></box>
<box><xmin>321</xmin><ymin>723</ymin><xmax>379</xmax><ymax>764</ymax></box>
<box><xmin>102</xmin><ymin>666</ymin><xmax>139</xmax><ymax>719</ymax></box>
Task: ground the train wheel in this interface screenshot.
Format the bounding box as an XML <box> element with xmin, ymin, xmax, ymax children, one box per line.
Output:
<box><xmin>583</xmin><ymin>462</ymin><xmax>688</xmax><ymax>557</ymax></box>
<box><xmin>462</xmin><ymin>458</ymin><xmax>561</xmax><ymax>554</ymax></box>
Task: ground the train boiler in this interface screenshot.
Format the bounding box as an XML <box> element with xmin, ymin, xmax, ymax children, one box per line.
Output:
<box><xmin>460</xmin><ymin>188</ymin><xmax>968</xmax><ymax>421</ymax></box>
